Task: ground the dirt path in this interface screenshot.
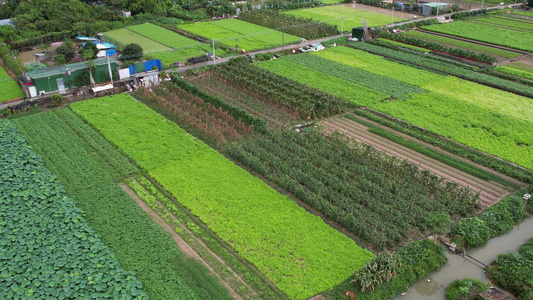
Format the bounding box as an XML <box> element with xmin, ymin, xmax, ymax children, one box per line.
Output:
<box><xmin>323</xmin><ymin>116</ymin><xmax>515</xmax><ymax>209</ymax></box>
<box><xmin>119</xmin><ymin>182</ymin><xmax>248</xmax><ymax>300</ymax></box>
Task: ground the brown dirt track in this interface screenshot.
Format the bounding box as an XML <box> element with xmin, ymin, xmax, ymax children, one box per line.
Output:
<box><xmin>323</xmin><ymin>115</ymin><xmax>523</xmax><ymax>209</ymax></box>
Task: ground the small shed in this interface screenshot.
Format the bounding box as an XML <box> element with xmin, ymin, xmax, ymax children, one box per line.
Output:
<box><xmin>121</xmin><ymin>10</ymin><xmax>131</xmax><ymax>17</ymax></box>
<box><xmin>0</xmin><ymin>18</ymin><xmax>14</xmax><ymax>27</ymax></box>
<box><xmin>422</xmin><ymin>2</ymin><xmax>449</xmax><ymax>16</ymax></box>
<box><xmin>26</xmin><ymin>58</ymin><xmax>116</xmax><ymax>97</ymax></box>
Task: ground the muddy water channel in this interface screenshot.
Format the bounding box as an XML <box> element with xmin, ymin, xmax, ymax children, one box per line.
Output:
<box><xmin>397</xmin><ymin>215</ymin><xmax>533</xmax><ymax>299</ymax></box>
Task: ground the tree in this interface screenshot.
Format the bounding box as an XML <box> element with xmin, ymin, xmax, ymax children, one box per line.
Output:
<box><xmin>79</xmin><ymin>42</ymin><xmax>98</xmax><ymax>60</ymax></box>
<box><xmin>120</xmin><ymin>43</ymin><xmax>143</xmax><ymax>61</ymax></box>
<box><xmin>56</xmin><ymin>41</ymin><xmax>75</xmax><ymax>62</ymax></box>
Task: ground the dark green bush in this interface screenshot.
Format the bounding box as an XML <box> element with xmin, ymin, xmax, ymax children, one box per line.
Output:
<box><xmin>451</xmin><ymin>217</ymin><xmax>490</xmax><ymax>248</ymax></box>
<box><xmin>445</xmin><ymin>278</ymin><xmax>488</xmax><ymax>300</ymax></box>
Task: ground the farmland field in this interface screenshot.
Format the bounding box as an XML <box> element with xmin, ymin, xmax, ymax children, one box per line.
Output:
<box><xmin>178</xmin><ymin>18</ymin><xmax>301</xmax><ymax>50</ymax></box>
<box><xmin>256</xmin><ymin>47</ymin><xmax>533</xmax><ymax>169</ymax></box>
<box><xmin>283</xmin><ymin>6</ymin><xmax>404</xmax><ymax>31</ymax></box>
<box><xmin>128</xmin><ymin>23</ymin><xmax>203</xmax><ymax>49</ymax></box>
<box><xmin>495</xmin><ymin>63</ymin><xmax>533</xmax><ymax>81</ymax></box>
<box><xmin>71</xmin><ymin>93</ymin><xmax>375</xmax><ymax>299</ymax></box>
<box><xmin>0</xmin><ymin>119</ymin><xmax>146</xmax><ymax>299</ymax></box>
<box><xmin>13</xmin><ymin>109</ymin><xmax>230</xmax><ymax>300</ymax></box>
<box><xmin>104</xmin><ymin>28</ymin><xmax>170</xmax><ymax>53</ymax></box>
<box><xmin>0</xmin><ymin>66</ymin><xmax>24</xmax><ymax>103</ymax></box>
<box><xmin>402</xmin><ymin>30</ymin><xmax>521</xmax><ymax>59</ymax></box>
<box><xmin>422</xmin><ymin>21</ymin><xmax>533</xmax><ymax>52</ymax></box>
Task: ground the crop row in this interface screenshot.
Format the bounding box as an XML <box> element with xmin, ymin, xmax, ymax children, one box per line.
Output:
<box><xmin>470</xmin><ymin>16</ymin><xmax>533</xmax><ymax>33</ymax></box>
<box><xmin>282</xmin><ymin>53</ymin><xmax>427</xmax><ymax>99</ymax></box>
<box><xmin>379</xmin><ymin>31</ymin><xmax>497</xmax><ymax>63</ymax></box>
<box><xmin>134</xmin><ymin>81</ymin><xmax>253</xmax><ymax>146</ymax></box>
<box><xmin>13</xmin><ymin>109</ymin><xmax>229</xmax><ymax>299</ymax></box>
<box><xmin>238</xmin><ymin>10</ymin><xmax>337</xmax><ymax>39</ymax></box>
<box><xmin>401</xmin><ymin>30</ymin><xmax>520</xmax><ymax>58</ymax></box>
<box><xmin>71</xmin><ymin>94</ymin><xmax>375</xmax><ymax>300</ymax></box>
<box><xmin>255</xmin><ymin>58</ymin><xmax>388</xmax><ymax>107</ymax></box>
<box><xmin>227</xmin><ymin>130</ymin><xmax>479</xmax><ymax>250</ymax></box>
<box><xmin>213</xmin><ymin>60</ymin><xmax>348</xmax><ymax>118</ymax></box>
<box><xmin>350</xmin><ymin>41</ymin><xmax>533</xmax><ymax>97</ymax></box>
<box><xmin>495</xmin><ymin>65</ymin><xmax>533</xmax><ymax>81</ymax></box>
<box><xmin>422</xmin><ymin>21</ymin><xmax>533</xmax><ymax>52</ymax></box>
<box><xmin>0</xmin><ymin>119</ymin><xmax>146</xmax><ymax>299</ymax></box>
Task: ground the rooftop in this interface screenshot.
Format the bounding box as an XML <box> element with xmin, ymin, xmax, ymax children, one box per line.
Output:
<box><xmin>423</xmin><ymin>2</ymin><xmax>448</xmax><ymax>6</ymax></box>
<box><xmin>27</xmin><ymin>58</ymin><xmax>116</xmax><ymax>79</ymax></box>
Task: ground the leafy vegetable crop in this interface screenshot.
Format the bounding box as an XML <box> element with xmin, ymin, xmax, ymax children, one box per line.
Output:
<box><xmin>71</xmin><ymin>94</ymin><xmax>375</xmax><ymax>299</ymax></box>
<box><xmin>0</xmin><ymin>119</ymin><xmax>147</xmax><ymax>299</ymax></box>
<box><xmin>105</xmin><ymin>28</ymin><xmax>171</xmax><ymax>53</ymax></box>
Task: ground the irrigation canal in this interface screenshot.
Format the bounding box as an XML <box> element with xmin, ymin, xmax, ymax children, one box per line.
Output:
<box><xmin>395</xmin><ymin>215</ymin><xmax>533</xmax><ymax>299</ymax></box>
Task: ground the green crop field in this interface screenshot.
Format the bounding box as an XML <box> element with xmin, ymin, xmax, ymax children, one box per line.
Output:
<box><xmin>71</xmin><ymin>94</ymin><xmax>375</xmax><ymax>300</ymax></box>
<box><xmin>128</xmin><ymin>23</ymin><xmax>203</xmax><ymax>49</ymax></box>
<box><xmin>105</xmin><ymin>28</ymin><xmax>171</xmax><ymax>53</ymax></box>
<box><xmin>470</xmin><ymin>16</ymin><xmax>533</xmax><ymax>31</ymax></box>
<box><xmin>0</xmin><ymin>119</ymin><xmax>146</xmax><ymax>299</ymax></box>
<box><xmin>0</xmin><ymin>66</ymin><xmax>24</xmax><ymax>103</ymax></box>
<box><xmin>422</xmin><ymin>21</ymin><xmax>533</xmax><ymax>52</ymax></box>
<box><xmin>283</xmin><ymin>6</ymin><xmax>404</xmax><ymax>31</ymax></box>
<box><xmin>257</xmin><ymin>47</ymin><xmax>533</xmax><ymax>168</ymax></box>
<box><xmin>178</xmin><ymin>18</ymin><xmax>301</xmax><ymax>51</ymax></box>
<box><xmin>495</xmin><ymin>64</ymin><xmax>533</xmax><ymax>81</ymax></box>
<box><xmin>402</xmin><ymin>30</ymin><xmax>521</xmax><ymax>58</ymax></box>
<box><xmin>13</xmin><ymin>109</ymin><xmax>230</xmax><ymax>300</ymax></box>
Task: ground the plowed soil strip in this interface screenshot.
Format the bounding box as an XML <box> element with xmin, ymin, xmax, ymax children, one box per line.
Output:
<box><xmin>120</xmin><ymin>183</ymin><xmax>249</xmax><ymax>300</ymax></box>
<box><xmin>323</xmin><ymin>116</ymin><xmax>511</xmax><ymax>208</ymax></box>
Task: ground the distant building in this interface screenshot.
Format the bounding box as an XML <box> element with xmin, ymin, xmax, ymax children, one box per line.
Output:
<box><xmin>422</xmin><ymin>2</ymin><xmax>449</xmax><ymax>16</ymax></box>
<box><xmin>121</xmin><ymin>10</ymin><xmax>131</xmax><ymax>17</ymax></box>
<box><xmin>25</xmin><ymin>58</ymin><xmax>117</xmax><ymax>97</ymax></box>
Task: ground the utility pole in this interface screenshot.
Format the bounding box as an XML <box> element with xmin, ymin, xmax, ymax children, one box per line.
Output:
<box><xmin>107</xmin><ymin>55</ymin><xmax>113</xmax><ymax>85</ymax></box>
<box><xmin>212</xmin><ymin>38</ymin><xmax>216</xmax><ymax>65</ymax></box>
<box><xmin>436</xmin><ymin>0</ymin><xmax>440</xmax><ymax>17</ymax></box>
<box><xmin>282</xmin><ymin>26</ymin><xmax>285</xmax><ymax>51</ymax></box>
<box><xmin>341</xmin><ymin>15</ymin><xmax>344</xmax><ymax>35</ymax></box>
<box><xmin>392</xmin><ymin>6</ymin><xmax>394</xmax><ymax>25</ymax></box>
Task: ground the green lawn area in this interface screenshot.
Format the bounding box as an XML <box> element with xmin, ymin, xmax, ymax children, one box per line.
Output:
<box><xmin>104</xmin><ymin>28</ymin><xmax>171</xmax><ymax>53</ymax></box>
<box><xmin>178</xmin><ymin>18</ymin><xmax>301</xmax><ymax>51</ymax></box>
<box><xmin>0</xmin><ymin>66</ymin><xmax>24</xmax><ymax>103</ymax></box>
<box><xmin>284</xmin><ymin>6</ymin><xmax>404</xmax><ymax>31</ymax></box>
<box><xmin>422</xmin><ymin>21</ymin><xmax>533</xmax><ymax>52</ymax></box>
<box><xmin>402</xmin><ymin>30</ymin><xmax>521</xmax><ymax>59</ymax></box>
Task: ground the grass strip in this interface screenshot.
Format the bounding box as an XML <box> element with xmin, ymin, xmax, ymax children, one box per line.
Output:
<box><xmin>345</xmin><ymin>114</ymin><xmax>518</xmax><ymax>188</ymax></box>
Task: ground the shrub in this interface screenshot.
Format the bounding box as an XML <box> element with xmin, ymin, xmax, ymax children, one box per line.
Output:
<box><xmin>451</xmin><ymin>217</ymin><xmax>490</xmax><ymax>248</ymax></box>
<box><xmin>445</xmin><ymin>278</ymin><xmax>488</xmax><ymax>300</ymax></box>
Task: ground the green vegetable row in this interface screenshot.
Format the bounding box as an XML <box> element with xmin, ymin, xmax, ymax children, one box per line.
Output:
<box><xmin>0</xmin><ymin>119</ymin><xmax>146</xmax><ymax>299</ymax></box>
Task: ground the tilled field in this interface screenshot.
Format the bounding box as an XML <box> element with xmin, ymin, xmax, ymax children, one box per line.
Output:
<box><xmin>323</xmin><ymin>115</ymin><xmax>516</xmax><ymax>209</ymax></box>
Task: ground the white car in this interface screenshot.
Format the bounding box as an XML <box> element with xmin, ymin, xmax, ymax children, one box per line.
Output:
<box><xmin>298</xmin><ymin>43</ymin><xmax>326</xmax><ymax>53</ymax></box>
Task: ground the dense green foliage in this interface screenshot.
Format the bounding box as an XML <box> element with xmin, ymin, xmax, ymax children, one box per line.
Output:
<box><xmin>213</xmin><ymin>61</ymin><xmax>348</xmax><ymax>118</ymax></box>
<box><xmin>0</xmin><ymin>119</ymin><xmax>146</xmax><ymax>299</ymax></box>
<box><xmin>283</xmin><ymin>5</ymin><xmax>404</xmax><ymax>30</ymax></box>
<box><xmin>228</xmin><ymin>130</ymin><xmax>479</xmax><ymax>250</ymax></box>
<box><xmin>71</xmin><ymin>94</ymin><xmax>375</xmax><ymax>300</ymax></box>
<box><xmin>325</xmin><ymin>239</ymin><xmax>447</xmax><ymax>299</ymax></box>
<box><xmin>451</xmin><ymin>193</ymin><xmax>528</xmax><ymax>248</ymax></box>
<box><xmin>487</xmin><ymin>238</ymin><xmax>533</xmax><ymax>300</ymax></box>
<box><xmin>0</xmin><ymin>65</ymin><xmax>23</xmax><ymax>103</ymax></box>
<box><xmin>445</xmin><ymin>278</ymin><xmax>488</xmax><ymax>300</ymax></box>
<box><xmin>353</xmin><ymin>109</ymin><xmax>533</xmax><ymax>183</ymax></box>
<box><xmin>238</xmin><ymin>10</ymin><xmax>337</xmax><ymax>39</ymax></box>
<box><xmin>422</xmin><ymin>21</ymin><xmax>533</xmax><ymax>52</ymax></box>
<box><xmin>13</xmin><ymin>109</ymin><xmax>229</xmax><ymax>299</ymax></box>
<box><xmin>348</xmin><ymin>41</ymin><xmax>533</xmax><ymax>98</ymax></box>
<box><xmin>402</xmin><ymin>30</ymin><xmax>520</xmax><ymax>59</ymax></box>
<box><xmin>352</xmin><ymin>252</ymin><xmax>400</xmax><ymax>292</ymax></box>
<box><xmin>178</xmin><ymin>18</ymin><xmax>301</xmax><ymax>51</ymax></box>
<box><xmin>378</xmin><ymin>32</ymin><xmax>497</xmax><ymax>63</ymax></box>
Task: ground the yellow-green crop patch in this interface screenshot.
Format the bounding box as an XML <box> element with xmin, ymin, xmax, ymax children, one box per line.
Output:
<box><xmin>105</xmin><ymin>28</ymin><xmax>171</xmax><ymax>53</ymax></box>
<box><xmin>283</xmin><ymin>6</ymin><xmax>404</xmax><ymax>30</ymax></box>
<box><xmin>71</xmin><ymin>93</ymin><xmax>375</xmax><ymax>300</ymax></box>
<box><xmin>178</xmin><ymin>18</ymin><xmax>301</xmax><ymax>51</ymax></box>
<box><xmin>0</xmin><ymin>66</ymin><xmax>24</xmax><ymax>103</ymax></box>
